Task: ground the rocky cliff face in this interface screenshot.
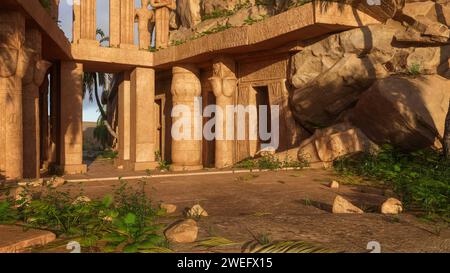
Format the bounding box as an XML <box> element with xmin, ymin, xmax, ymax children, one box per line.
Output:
<box><xmin>292</xmin><ymin>1</ymin><xmax>450</xmax><ymax>166</ymax></box>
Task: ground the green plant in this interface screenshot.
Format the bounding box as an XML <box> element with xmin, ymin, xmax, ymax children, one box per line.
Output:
<box><xmin>0</xmin><ymin>179</ymin><xmax>171</xmax><ymax>252</ymax></box>
<box><xmin>0</xmin><ymin>200</ymin><xmax>18</xmax><ymax>224</ymax></box>
<box><xmin>155</xmin><ymin>150</ymin><xmax>170</xmax><ymax>171</ymax></box>
<box><xmin>20</xmin><ymin>186</ymin><xmax>112</xmax><ymax>242</ymax></box>
<box><xmin>201</xmin><ymin>9</ymin><xmax>235</xmax><ymax>21</ymax></box>
<box><xmin>102</xmin><ymin>180</ymin><xmax>169</xmax><ymax>253</ymax></box>
<box><xmin>39</xmin><ymin>0</ymin><xmax>51</xmax><ymax>10</ymax></box>
<box><xmin>408</xmin><ymin>63</ymin><xmax>421</xmax><ymax>75</ymax></box>
<box><xmin>243</xmin><ymin>15</ymin><xmax>267</xmax><ymax>25</ymax></box>
<box><xmin>101</xmin><ymin>149</ymin><xmax>118</xmax><ymax>159</ymax></box>
<box><xmin>334</xmin><ymin>145</ymin><xmax>450</xmax><ymax>221</ymax></box>
<box><xmin>102</xmin><ymin>212</ymin><xmax>169</xmax><ymax>253</ymax></box>
<box><xmin>257</xmin><ymin>154</ymin><xmax>282</xmax><ymax>170</ymax></box>
<box><xmin>235</xmin><ymin>158</ymin><xmax>256</xmax><ymax>170</ymax></box>
<box><xmin>235</xmin><ymin>154</ymin><xmax>308</xmax><ymax>171</ymax></box>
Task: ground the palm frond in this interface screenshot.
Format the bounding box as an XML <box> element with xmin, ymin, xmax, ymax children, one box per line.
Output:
<box><xmin>138</xmin><ymin>246</ymin><xmax>174</xmax><ymax>253</ymax></box>
<box><xmin>242</xmin><ymin>240</ymin><xmax>338</xmax><ymax>253</ymax></box>
<box><xmin>195</xmin><ymin>237</ymin><xmax>242</xmax><ymax>249</ymax></box>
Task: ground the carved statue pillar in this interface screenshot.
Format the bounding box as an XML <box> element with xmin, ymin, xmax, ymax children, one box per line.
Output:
<box><xmin>170</xmin><ymin>65</ymin><xmax>203</xmax><ymax>171</ymax></box>
<box><xmin>129</xmin><ymin>67</ymin><xmax>158</xmax><ymax>170</ymax></box>
<box><xmin>151</xmin><ymin>0</ymin><xmax>176</xmax><ymax>48</ymax></box>
<box><xmin>135</xmin><ymin>0</ymin><xmax>155</xmax><ymax>50</ymax></box>
<box><xmin>0</xmin><ymin>12</ymin><xmax>28</xmax><ymax>181</ymax></box>
<box><xmin>120</xmin><ymin>0</ymin><xmax>136</xmax><ymax>48</ymax></box>
<box><xmin>209</xmin><ymin>56</ymin><xmax>237</xmax><ymax>168</ymax></box>
<box><xmin>59</xmin><ymin>62</ymin><xmax>87</xmax><ymax>174</ymax></box>
<box><xmin>22</xmin><ymin>28</ymin><xmax>52</xmax><ymax>179</ymax></box>
<box><xmin>72</xmin><ymin>0</ymin><xmax>81</xmax><ymax>43</ymax></box>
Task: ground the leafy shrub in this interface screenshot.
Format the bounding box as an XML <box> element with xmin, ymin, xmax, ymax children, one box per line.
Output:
<box><xmin>235</xmin><ymin>154</ymin><xmax>308</xmax><ymax>171</ymax></box>
<box><xmin>101</xmin><ymin>149</ymin><xmax>118</xmax><ymax>159</ymax></box>
<box><xmin>155</xmin><ymin>150</ymin><xmax>170</xmax><ymax>171</ymax></box>
<box><xmin>102</xmin><ymin>180</ymin><xmax>169</xmax><ymax>252</ymax></box>
<box><xmin>334</xmin><ymin>145</ymin><xmax>450</xmax><ymax>221</ymax></box>
<box><xmin>0</xmin><ymin>179</ymin><xmax>170</xmax><ymax>252</ymax></box>
<box><xmin>0</xmin><ymin>200</ymin><xmax>18</xmax><ymax>224</ymax></box>
<box><xmin>20</xmin><ymin>186</ymin><xmax>112</xmax><ymax>240</ymax></box>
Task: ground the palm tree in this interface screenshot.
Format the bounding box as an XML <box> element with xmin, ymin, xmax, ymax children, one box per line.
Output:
<box><xmin>444</xmin><ymin>100</ymin><xmax>450</xmax><ymax>159</ymax></box>
<box><xmin>83</xmin><ymin>29</ymin><xmax>118</xmax><ymax>142</ymax></box>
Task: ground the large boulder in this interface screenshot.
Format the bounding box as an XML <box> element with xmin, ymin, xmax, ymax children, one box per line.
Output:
<box><xmin>298</xmin><ymin>122</ymin><xmax>378</xmax><ymax>166</ymax></box>
<box><xmin>289</xmin><ymin>24</ymin><xmax>402</xmax><ymax>130</ymax></box>
<box><xmin>351</xmin><ymin>75</ymin><xmax>450</xmax><ymax>150</ymax></box>
<box><xmin>289</xmin><ymin>18</ymin><xmax>450</xmax><ymax>131</ymax></box>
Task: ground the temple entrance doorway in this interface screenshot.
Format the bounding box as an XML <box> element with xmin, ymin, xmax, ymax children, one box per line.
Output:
<box><xmin>254</xmin><ymin>86</ymin><xmax>271</xmax><ymax>150</ymax></box>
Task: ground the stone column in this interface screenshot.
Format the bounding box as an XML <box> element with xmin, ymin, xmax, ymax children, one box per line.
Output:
<box><xmin>116</xmin><ymin>72</ymin><xmax>131</xmax><ymax>168</ymax></box>
<box><xmin>135</xmin><ymin>0</ymin><xmax>155</xmax><ymax>50</ymax></box>
<box><xmin>22</xmin><ymin>28</ymin><xmax>52</xmax><ymax>179</ymax></box>
<box><xmin>109</xmin><ymin>0</ymin><xmax>120</xmax><ymax>47</ymax></box>
<box><xmin>209</xmin><ymin>56</ymin><xmax>237</xmax><ymax>168</ymax></box>
<box><xmin>72</xmin><ymin>0</ymin><xmax>81</xmax><ymax>43</ymax></box>
<box><xmin>0</xmin><ymin>12</ymin><xmax>27</xmax><ymax>181</ymax></box>
<box><xmin>170</xmin><ymin>65</ymin><xmax>203</xmax><ymax>171</ymax></box>
<box><xmin>151</xmin><ymin>0</ymin><xmax>176</xmax><ymax>48</ymax></box>
<box><xmin>130</xmin><ymin>67</ymin><xmax>158</xmax><ymax>170</ymax></box>
<box><xmin>59</xmin><ymin>62</ymin><xmax>86</xmax><ymax>174</ymax></box>
<box><xmin>78</xmin><ymin>0</ymin><xmax>98</xmax><ymax>45</ymax></box>
<box><xmin>120</xmin><ymin>0</ymin><xmax>136</xmax><ymax>48</ymax></box>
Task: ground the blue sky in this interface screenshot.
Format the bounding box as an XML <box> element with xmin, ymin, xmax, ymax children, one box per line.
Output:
<box><xmin>59</xmin><ymin>0</ymin><xmax>142</xmax><ymax>121</ymax></box>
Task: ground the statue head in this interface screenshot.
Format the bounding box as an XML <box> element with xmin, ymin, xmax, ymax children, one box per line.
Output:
<box><xmin>141</xmin><ymin>0</ymin><xmax>150</xmax><ymax>8</ymax></box>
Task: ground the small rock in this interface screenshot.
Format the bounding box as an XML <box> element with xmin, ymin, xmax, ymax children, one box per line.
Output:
<box><xmin>329</xmin><ymin>180</ymin><xmax>340</xmax><ymax>189</ymax></box>
<box><xmin>48</xmin><ymin>177</ymin><xmax>65</xmax><ymax>188</ymax></box>
<box><xmin>255</xmin><ymin>147</ymin><xmax>276</xmax><ymax>157</ymax></box>
<box><xmin>332</xmin><ymin>195</ymin><xmax>364</xmax><ymax>214</ymax></box>
<box><xmin>164</xmin><ymin>219</ymin><xmax>198</xmax><ymax>243</ymax></box>
<box><xmin>24</xmin><ymin>179</ymin><xmax>44</xmax><ymax>188</ymax></box>
<box><xmin>381</xmin><ymin>198</ymin><xmax>403</xmax><ymax>215</ymax></box>
<box><xmin>161</xmin><ymin>203</ymin><xmax>177</xmax><ymax>214</ymax></box>
<box><xmin>187</xmin><ymin>204</ymin><xmax>208</xmax><ymax>218</ymax></box>
<box><xmin>72</xmin><ymin>196</ymin><xmax>91</xmax><ymax>205</ymax></box>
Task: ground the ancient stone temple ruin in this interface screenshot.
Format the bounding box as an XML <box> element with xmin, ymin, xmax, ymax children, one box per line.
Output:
<box><xmin>0</xmin><ymin>0</ymin><xmax>449</xmax><ymax>182</ymax></box>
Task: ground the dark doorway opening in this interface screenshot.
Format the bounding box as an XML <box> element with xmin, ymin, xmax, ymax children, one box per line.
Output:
<box><xmin>254</xmin><ymin>86</ymin><xmax>271</xmax><ymax>149</ymax></box>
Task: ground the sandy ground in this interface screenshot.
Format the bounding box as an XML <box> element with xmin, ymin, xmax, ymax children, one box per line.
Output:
<box><xmin>41</xmin><ymin>162</ymin><xmax>450</xmax><ymax>253</ymax></box>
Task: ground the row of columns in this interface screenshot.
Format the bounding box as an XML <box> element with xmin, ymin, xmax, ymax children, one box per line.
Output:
<box><xmin>74</xmin><ymin>0</ymin><xmax>176</xmax><ymax>49</ymax></box>
<box><xmin>0</xmin><ymin>11</ymin><xmax>78</xmax><ymax>181</ymax></box>
<box><xmin>169</xmin><ymin>57</ymin><xmax>237</xmax><ymax>170</ymax></box>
